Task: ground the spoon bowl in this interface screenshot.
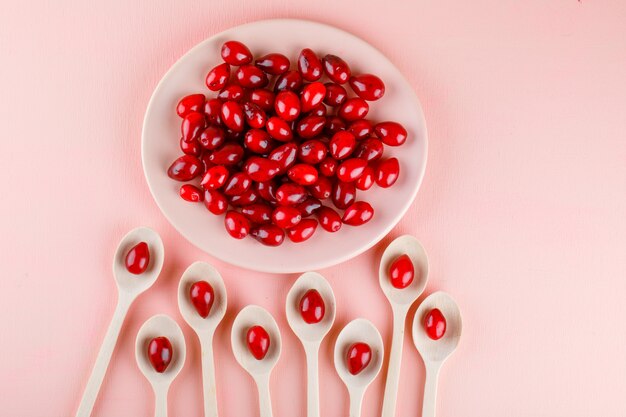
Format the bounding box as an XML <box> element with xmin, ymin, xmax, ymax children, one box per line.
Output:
<box><xmin>113</xmin><ymin>227</ymin><xmax>165</xmax><ymax>295</ymax></box>
<box><xmin>379</xmin><ymin>235</ymin><xmax>428</xmax><ymax>305</ymax></box>
<box><xmin>286</xmin><ymin>272</ymin><xmax>336</xmax><ymax>343</ymax></box>
<box><xmin>334</xmin><ymin>318</ymin><xmax>384</xmax><ymax>390</ymax></box>
<box><xmin>178</xmin><ymin>261</ymin><xmax>227</xmax><ymax>332</ymax></box>
<box><xmin>412</xmin><ymin>291</ymin><xmax>462</xmax><ymax>363</ymax></box>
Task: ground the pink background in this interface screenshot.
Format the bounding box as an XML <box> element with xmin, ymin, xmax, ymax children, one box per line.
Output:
<box><xmin>1</xmin><ymin>1</ymin><xmax>625</xmax><ymax>416</ymax></box>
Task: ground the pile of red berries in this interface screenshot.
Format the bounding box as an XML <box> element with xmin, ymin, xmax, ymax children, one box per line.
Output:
<box><xmin>167</xmin><ymin>41</ymin><xmax>407</xmax><ymax>246</ymax></box>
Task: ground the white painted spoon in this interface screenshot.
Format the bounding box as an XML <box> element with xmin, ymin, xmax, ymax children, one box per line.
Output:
<box><xmin>231</xmin><ymin>305</ymin><xmax>282</xmax><ymax>417</ymax></box>
<box><xmin>135</xmin><ymin>314</ymin><xmax>186</xmax><ymax>417</ymax></box>
<box><xmin>379</xmin><ymin>235</ymin><xmax>429</xmax><ymax>417</ymax></box>
<box><xmin>412</xmin><ymin>292</ymin><xmax>462</xmax><ymax>417</ymax></box>
<box><xmin>75</xmin><ymin>227</ymin><xmax>164</xmax><ymax>417</ymax></box>
<box><xmin>334</xmin><ymin>319</ymin><xmax>384</xmax><ymax>417</ymax></box>
<box><xmin>285</xmin><ymin>272</ymin><xmax>336</xmax><ymax>417</ymax></box>
<box><xmin>178</xmin><ymin>262</ymin><xmax>227</xmax><ymax>417</ymax></box>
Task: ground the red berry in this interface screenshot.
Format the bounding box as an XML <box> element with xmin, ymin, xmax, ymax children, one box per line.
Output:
<box><xmin>251</xmin><ymin>224</ymin><xmax>285</xmax><ymax>246</ymax></box>
<box><xmin>424</xmin><ymin>308</ymin><xmax>446</xmax><ymax>340</ymax></box>
<box><xmin>221</xmin><ymin>41</ymin><xmax>252</xmax><ymax>65</ymax></box>
<box><xmin>180</xmin><ymin>184</ymin><xmax>204</xmax><ymax>202</ymax></box>
<box><xmin>229</xmin><ymin>189</ymin><xmax>260</xmax><ymax>207</ymax></box>
<box><xmin>206</xmin><ymin>63</ymin><xmax>230</xmax><ymax>91</ymax></box>
<box><xmin>319</xmin><ymin>157</ymin><xmax>339</xmax><ymax>177</ymax></box>
<box><xmin>332</xmin><ymin>180</ymin><xmax>357</xmax><ymax>209</ymax></box>
<box><xmin>330</xmin><ymin>131</ymin><xmax>357</xmax><ymax>160</ymax></box>
<box><xmin>220</xmin><ymin>101</ymin><xmax>244</xmax><ymax>132</ymax></box>
<box><xmin>347</xmin><ymin>119</ymin><xmax>374</xmax><ymax>139</ymax></box>
<box><xmin>208</xmin><ymin>143</ymin><xmax>244</xmax><ymax>165</ymax></box>
<box><xmin>374</xmin><ymin>122</ymin><xmax>408</xmax><ymax>146</ymax></box>
<box><xmin>204</xmin><ymin>98</ymin><xmax>223</xmax><ymax>124</ymax></box>
<box><xmin>296</xmin><ymin>115</ymin><xmax>326</xmax><ymax>139</ymax></box>
<box><xmin>266</xmin><ymin>116</ymin><xmax>293</xmax><ymax>141</ymax></box>
<box><xmin>181</xmin><ymin>112</ymin><xmax>206</xmax><ymax>142</ymax></box>
<box><xmin>349</xmin><ymin>74</ymin><xmax>385</xmax><ymax>101</ymax></box>
<box><xmin>322</xmin><ymin>54</ymin><xmax>351</xmax><ymax>84</ymax></box>
<box><xmin>355</xmin><ymin>165</ymin><xmax>375</xmax><ymax>190</ymax></box>
<box><xmin>354</xmin><ymin>138</ymin><xmax>384</xmax><ymax>161</ymax></box>
<box><xmin>296</xmin><ymin>197</ymin><xmax>322</xmax><ymax>217</ymax></box>
<box><xmin>338</xmin><ymin>98</ymin><xmax>369</xmax><ymax>122</ymax></box>
<box><xmin>324</xmin><ymin>83</ymin><xmax>347</xmax><ymax>107</ymax></box>
<box><xmin>244</xmin><ymin>156</ymin><xmax>281</xmax><ymax>182</ymax></box>
<box><xmin>190</xmin><ymin>281</ymin><xmax>214</xmax><ymax>318</ymax></box>
<box><xmin>299</xmin><ymin>289</ymin><xmax>325</xmax><ymax>322</ymax></box>
<box><xmin>342</xmin><ymin>201</ymin><xmax>374</xmax><ymax>226</ymax></box>
<box><xmin>336</xmin><ymin>158</ymin><xmax>368</xmax><ymax>182</ymax></box>
<box><xmin>217</xmin><ymin>85</ymin><xmax>244</xmax><ymax>102</ymax></box>
<box><xmin>204</xmin><ymin>190</ymin><xmax>228</xmax><ymax>215</ymax></box>
<box><xmin>300</xmin><ymin>82</ymin><xmax>326</xmax><ymax>113</ymax></box>
<box><xmin>255</xmin><ymin>53</ymin><xmax>290</xmax><ymax>75</ymax></box>
<box><xmin>148</xmin><ymin>337</ymin><xmax>173</xmax><ymax>373</ymax></box>
<box><xmin>241</xmin><ymin>203</ymin><xmax>273</xmax><ymax>224</ymax></box>
<box><xmin>274</xmin><ymin>70</ymin><xmax>303</xmax><ymax>92</ymax></box>
<box><xmin>308</xmin><ymin>103</ymin><xmax>327</xmax><ymax>117</ymax></box>
<box><xmin>125</xmin><ymin>242</ymin><xmax>150</xmax><ymax>275</ymax></box>
<box><xmin>244</xmin><ymin>129</ymin><xmax>274</xmax><ymax>154</ymax></box>
<box><xmin>347</xmin><ymin>342</ymin><xmax>371</xmax><ymax>375</ymax></box>
<box><xmin>177</xmin><ymin>94</ymin><xmax>205</xmax><ymax>117</ymax></box>
<box><xmin>272</xmin><ymin>206</ymin><xmax>302</xmax><ymax>228</ymax></box>
<box><xmin>275</xmin><ymin>183</ymin><xmax>307</xmax><ymax>206</ymax></box>
<box><xmin>298</xmin><ymin>48</ymin><xmax>323</xmax><ymax>81</ymax></box>
<box><xmin>287</xmin><ymin>219</ymin><xmax>318</xmax><ymax>243</ymax></box>
<box><xmin>274</xmin><ymin>91</ymin><xmax>301</xmax><ymax>121</ymax></box>
<box><xmin>167</xmin><ymin>155</ymin><xmax>203</xmax><ymax>181</ymax></box>
<box><xmin>198</xmin><ymin>125</ymin><xmax>226</xmax><ymax>150</ymax></box>
<box><xmin>224</xmin><ymin>210</ymin><xmax>251</xmax><ymax>239</ymax></box>
<box><xmin>246</xmin><ymin>325</ymin><xmax>270</xmax><ymax>360</ymax></box>
<box><xmin>324</xmin><ymin>116</ymin><xmax>347</xmax><ymax>136</ymax></box>
<box><xmin>180</xmin><ymin>137</ymin><xmax>201</xmax><ymax>156</ymax></box>
<box><xmin>389</xmin><ymin>254</ymin><xmax>414</xmax><ymax>289</ymax></box>
<box><xmin>236</xmin><ymin>64</ymin><xmax>269</xmax><ymax>88</ymax></box>
<box><xmin>298</xmin><ymin>140</ymin><xmax>327</xmax><ymax>164</ymax></box>
<box><xmin>243</xmin><ymin>102</ymin><xmax>267</xmax><ymax>129</ymax></box>
<box><xmin>317</xmin><ymin>206</ymin><xmax>343</xmax><ymax>233</ymax></box>
<box><xmin>309</xmin><ymin>176</ymin><xmax>332</xmax><ymax>199</ymax></box>
<box><xmin>255</xmin><ymin>180</ymin><xmax>278</xmax><ymax>203</ymax></box>
<box><xmin>375</xmin><ymin>158</ymin><xmax>400</xmax><ymax>188</ymax></box>
<box><xmin>250</xmin><ymin>89</ymin><xmax>275</xmax><ymax>111</ymax></box>
<box><xmin>269</xmin><ymin>142</ymin><xmax>298</xmax><ymax>173</ymax></box>
<box><xmin>223</xmin><ymin>172</ymin><xmax>252</xmax><ymax>196</ymax></box>
<box><xmin>288</xmin><ymin>164</ymin><xmax>318</xmax><ymax>186</ymax></box>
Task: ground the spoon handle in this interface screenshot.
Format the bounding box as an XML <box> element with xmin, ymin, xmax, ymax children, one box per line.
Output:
<box><xmin>381</xmin><ymin>307</ymin><xmax>406</xmax><ymax>417</ymax></box>
<box><xmin>256</xmin><ymin>376</ymin><xmax>273</xmax><ymax>417</ymax></box>
<box><xmin>200</xmin><ymin>336</ymin><xmax>219</xmax><ymax>417</ymax></box>
<box><xmin>75</xmin><ymin>295</ymin><xmax>132</xmax><ymax>417</ymax></box>
<box><xmin>349</xmin><ymin>390</ymin><xmax>364</xmax><ymax>417</ymax></box>
<box><xmin>304</xmin><ymin>343</ymin><xmax>320</xmax><ymax>417</ymax></box>
<box><xmin>422</xmin><ymin>363</ymin><xmax>440</xmax><ymax>417</ymax></box>
<box><xmin>154</xmin><ymin>385</ymin><xmax>168</xmax><ymax>417</ymax></box>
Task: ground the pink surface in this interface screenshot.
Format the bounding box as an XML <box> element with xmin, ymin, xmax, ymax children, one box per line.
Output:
<box><xmin>1</xmin><ymin>1</ymin><xmax>625</xmax><ymax>416</ymax></box>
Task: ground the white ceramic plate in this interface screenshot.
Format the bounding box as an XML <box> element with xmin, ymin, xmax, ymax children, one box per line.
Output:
<box><xmin>142</xmin><ymin>19</ymin><xmax>427</xmax><ymax>273</ymax></box>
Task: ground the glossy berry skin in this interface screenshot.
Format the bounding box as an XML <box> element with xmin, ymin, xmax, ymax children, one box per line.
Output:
<box><xmin>177</xmin><ymin>94</ymin><xmax>205</xmax><ymax>117</ymax></box>
<box><xmin>296</xmin><ymin>197</ymin><xmax>322</xmax><ymax>217</ymax></box>
<box><xmin>349</xmin><ymin>74</ymin><xmax>385</xmax><ymax>101</ymax></box>
<box><xmin>274</xmin><ymin>91</ymin><xmax>301</xmax><ymax>122</ymax></box>
<box><xmin>424</xmin><ymin>308</ymin><xmax>446</xmax><ymax>340</ymax></box>
<box><xmin>309</xmin><ymin>176</ymin><xmax>332</xmax><ymax>200</ymax></box>
<box><xmin>269</xmin><ymin>143</ymin><xmax>298</xmax><ymax>173</ymax></box>
<box><xmin>330</xmin><ymin>131</ymin><xmax>357</xmax><ymax>160</ymax></box>
<box><xmin>209</xmin><ymin>143</ymin><xmax>244</xmax><ymax>165</ymax></box>
<box><xmin>236</xmin><ymin>65</ymin><xmax>269</xmax><ymax>88</ymax></box>
<box><xmin>374</xmin><ymin>122</ymin><xmax>408</xmax><ymax>146</ymax></box>
<box><xmin>148</xmin><ymin>337</ymin><xmax>173</xmax><ymax>373</ymax></box>
<box><xmin>272</xmin><ymin>206</ymin><xmax>302</xmax><ymax>229</ymax></box>
<box><xmin>316</xmin><ymin>206</ymin><xmax>342</xmax><ymax>232</ymax></box>
<box><xmin>266</xmin><ymin>117</ymin><xmax>293</xmax><ymax>141</ymax></box>
<box><xmin>181</xmin><ymin>112</ymin><xmax>206</xmax><ymax>142</ymax></box>
<box><xmin>322</xmin><ymin>54</ymin><xmax>351</xmax><ymax>84</ymax></box>
<box><xmin>180</xmin><ymin>137</ymin><xmax>201</xmax><ymax>156</ymax></box>
<box><xmin>355</xmin><ymin>165</ymin><xmax>375</xmax><ymax>190</ymax></box>
<box><xmin>229</xmin><ymin>189</ymin><xmax>260</xmax><ymax>207</ymax></box>
<box><xmin>244</xmin><ymin>129</ymin><xmax>273</xmax><ymax>154</ymax></box>
<box><xmin>296</xmin><ymin>115</ymin><xmax>326</xmax><ymax>139</ymax></box>
<box><xmin>324</xmin><ymin>83</ymin><xmax>347</xmax><ymax>107</ymax></box>
<box><xmin>389</xmin><ymin>254</ymin><xmax>415</xmax><ymax>289</ymax></box>
<box><xmin>298</xmin><ymin>48</ymin><xmax>323</xmax><ymax>81</ymax></box>
<box><xmin>332</xmin><ymin>180</ymin><xmax>357</xmax><ymax>209</ymax></box>
<box><xmin>198</xmin><ymin>125</ymin><xmax>226</xmax><ymax>150</ymax></box>
<box><xmin>308</xmin><ymin>103</ymin><xmax>327</xmax><ymax>117</ymax></box>
<box><xmin>243</xmin><ymin>102</ymin><xmax>267</xmax><ymax>129</ymax></box>
<box><xmin>251</xmin><ymin>224</ymin><xmax>285</xmax><ymax>246</ymax></box>
<box><xmin>244</xmin><ymin>156</ymin><xmax>281</xmax><ymax>182</ymax></box>
<box><xmin>274</xmin><ymin>70</ymin><xmax>303</xmax><ymax>92</ymax></box>
<box><xmin>125</xmin><ymin>242</ymin><xmax>150</xmax><ymax>275</ymax></box>
<box><xmin>224</xmin><ymin>210</ymin><xmax>251</xmax><ymax>239</ymax></box>
<box><xmin>300</xmin><ymin>82</ymin><xmax>326</xmax><ymax>113</ymax></box>
<box><xmin>255</xmin><ymin>180</ymin><xmax>278</xmax><ymax>203</ymax></box>
<box><xmin>247</xmin><ymin>326</ymin><xmax>270</xmax><ymax>360</ymax></box>
<box><xmin>205</xmin><ymin>63</ymin><xmax>230</xmax><ymax>91</ymax></box>
<box><xmin>275</xmin><ymin>183</ymin><xmax>307</xmax><ymax>206</ymax></box>
<box><xmin>204</xmin><ymin>190</ymin><xmax>228</xmax><ymax>215</ymax></box>
<box><xmin>223</xmin><ymin>172</ymin><xmax>252</xmax><ymax>196</ymax></box>
<box><xmin>347</xmin><ymin>342</ymin><xmax>371</xmax><ymax>375</ymax></box>
<box><xmin>299</xmin><ymin>289</ymin><xmax>325</xmax><ymax>323</ymax></box>
<box><xmin>375</xmin><ymin>158</ymin><xmax>400</xmax><ymax>188</ymax></box>
<box><xmin>217</xmin><ymin>85</ymin><xmax>244</xmax><ymax>102</ymax></box>
<box><xmin>287</xmin><ymin>219</ymin><xmax>318</xmax><ymax>243</ymax></box>
<box><xmin>337</xmin><ymin>158</ymin><xmax>368</xmax><ymax>182</ymax></box>
<box><xmin>288</xmin><ymin>164</ymin><xmax>318</xmax><ymax>186</ymax></box>
<box><xmin>342</xmin><ymin>201</ymin><xmax>374</xmax><ymax>226</ymax></box>
<box><xmin>255</xmin><ymin>53</ymin><xmax>290</xmax><ymax>75</ymax></box>
<box><xmin>298</xmin><ymin>140</ymin><xmax>327</xmax><ymax>164</ymax></box>
<box><xmin>319</xmin><ymin>157</ymin><xmax>338</xmax><ymax>177</ymax></box>
<box><xmin>204</xmin><ymin>98</ymin><xmax>223</xmax><ymax>124</ymax></box>
<box><xmin>324</xmin><ymin>116</ymin><xmax>346</xmax><ymax>136</ymax></box>
<box><xmin>221</xmin><ymin>40</ymin><xmax>252</xmax><ymax>65</ymax></box>
<box><xmin>338</xmin><ymin>98</ymin><xmax>369</xmax><ymax>122</ymax></box>
<box><xmin>242</xmin><ymin>203</ymin><xmax>273</xmax><ymax>224</ymax></box>
<box><xmin>348</xmin><ymin>119</ymin><xmax>374</xmax><ymax>139</ymax></box>
<box><xmin>180</xmin><ymin>184</ymin><xmax>204</xmax><ymax>202</ymax></box>
<box><xmin>354</xmin><ymin>138</ymin><xmax>384</xmax><ymax>161</ymax></box>
<box><xmin>189</xmin><ymin>281</ymin><xmax>214</xmax><ymax>318</ymax></box>
<box><xmin>168</xmin><ymin>155</ymin><xmax>203</xmax><ymax>181</ymax></box>
<box><xmin>201</xmin><ymin>165</ymin><xmax>229</xmax><ymax>190</ymax></box>
<box><xmin>220</xmin><ymin>101</ymin><xmax>244</xmax><ymax>132</ymax></box>
<box><xmin>250</xmin><ymin>89</ymin><xmax>275</xmax><ymax>111</ymax></box>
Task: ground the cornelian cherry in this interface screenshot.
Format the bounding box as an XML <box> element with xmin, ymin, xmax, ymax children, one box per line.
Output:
<box><xmin>288</xmin><ymin>164</ymin><xmax>318</xmax><ymax>186</ymax></box>
<box><xmin>274</xmin><ymin>70</ymin><xmax>303</xmax><ymax>92</ymax></box>
<box><xmin>236</xmin><ymin>65</ymin><xmax>269</xmax><ymax>89</ymax></box>
<box><xmin>389</xmin><ymin>254</ymin><xmax>414</xmax><ymax>289</ymax></box>
<box><xmin>266</xmin><ymin>117</ymin><xmax>293</xmax><ymax>141</ymax></box>
<box><xmin>374</xmin><ymin>122</ymin><xmax>408</xmax><ymax>146</ymax></box>
<box><xmin>296</xmin><ymin>115</ymin><xmax>326</xmax><ymax>139</ymax></box>
<box><xmin>167</xmin><ymin>155</ymin><xmax>202</xmax><ymax>181</ymax></box>
<box><xmin>247</xmin><ymin>325</ymin><xmax>270</xmax><ymax>360</ymax></box>
<box><xmin>180</xmin><ymin>184</ymin><xmax>204</xmax><ymax>202</ymax></box>
<box><xmin>322</xmin><ymin>54</ymin><xmax>351</xmax><ymax>84</ymax></box>
<box><xmin>338</xmin><ymin>98</ymin><xmax>369</xmax><ymax>122</ymax></box>
<box><xmin>242</xmin><ymin>203</ymin><xmax>273</xmax><ymax>224</ymax></box>
<box><xmin>181</xmin><ymin>112</ymin><xmax>206</xmax><ymax>142</ymax></box>
<box><xmin>337</xmin><ymin>158</ymin><xmax>368</xmax><ymax>182</ymax></box>
<box><xmin>125</xmin><ymin>242</ymin><xmax>150</xmax><ymax>275</ymax></box>
<box><xmin>342</xmin><ymin>201</ymin><xmax>374</xmax><ymax>226</ymax></box>
<box><xmin>206</xmin><ymin>63</ymin><xmax>230</xmax><ymax>91</ymax></box>
<box><xmin>251</xmin><ymin>224</ymin><xmax>285</xmax><ymax>246</ymax></box>
<box><xmin>204</xmin><ymin>190</ymin><xmax>228</xmax><ymax>215</ymax></box>
<box><xmin>324</xmin><ymin>83</ymin><xmax>347</xmax><ymax>107</ymax></box>
<box><xmin>272</xmin><ymin>206</ymin><xmax>302</xmax><ymax>229</ymax></box>
<box><xmin>255</xmin><ymin>53</ymin><xmax>290</xmax><ymax>75</ymax></box>
<box><xmin>317</xmin><ymin>206</ymin><xmax>342</xmax><ymax>232</ymax></box>
<box><xmin>224</xmin><ymin>210</ymin><xmax>251</xmax><ymax>239</ymax></box>
<box><xmin>300</xmin><ymin>82</ymin><xmax>326</xmax><ymax>113</ymax></box>
<box><xmin>375</xmin><ymin>158</ymin><xmax>400</xmax><ymax>188</ymax></box>
<box><xmin>330</xmin><ymin>131</ymin><xmax>357</xmax><ymax>160</ymax></box>
<box><xmin>287</xmin><ymin>219</ymin><xmax>318</xmax><ymax>243</ymax></box>
<box><xmin>424</xmin><ymin>308</ymin><xmax>446</xmax><ymax>340</ymax></box>
<box><xmin>349</xmin><ymin>74</ymin><xmax>385</xmax><ymax>101</ymax></box>
<box><xmin>274</xmin><ymin>91</ymin><xmax>301</xmax><ymax>121</ymax></box>
<box><xmin>201</xmin><ymin>165</ymin><xmax>229</xmax><ymax>190</ymax></box>
<box><xmin>299</xmin><ymin>289</ymin><xmax>325</xmax><ymax>323</ymax></box>
<box><xmin>189</xmin><ymin>281</ymin><xmax>214</xmax><ymax>318</ymax></box>
<box><xmin>347</xmin><ymin>342</ymin><xmax>371</xmax><ymax>375</ymax></box>
<box><xmin>298</xmin><ymin>48</ymin><xmax>323</xmax><ymax>81</ymax></box>
<box><xmin>148</xmin><ymin>337</ymin><xmax>173</xmax><ymax>373</ymax></box>
<box><xmin>221</xmin><ymin>41</ymin><xmax>252</xmax><ymax>65</ymax></box>
<box><xmin>177</xmin><ymin>94</ymin><xmax>205</xmax><ymax>117</ymax></box>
